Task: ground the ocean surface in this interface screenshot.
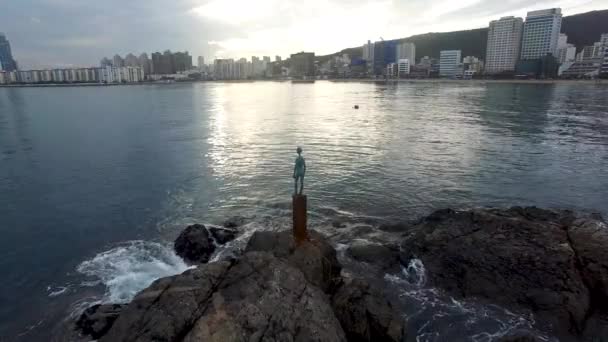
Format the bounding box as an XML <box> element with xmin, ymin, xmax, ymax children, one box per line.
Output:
<box><xmin>0</xmin><ymin>81</ymin><xmax>607</xmax><ymax>341</ymax></box>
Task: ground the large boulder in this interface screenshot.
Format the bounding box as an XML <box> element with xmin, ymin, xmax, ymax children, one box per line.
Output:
<box><xmin>400</xmin><ymin>206</ymin><xmax>608</xmax><ymax>339</ymax></box>
<box><xmin>100</xmin><ymin>252</ymin><xmax>346</xmax><ymax>342</ymax></box>
<box><xmin>209</xmin><ymin>226</ymin><xmax>237</xmax><ymax>245</ymax></box>
<box><xmin>331</xmin><ymin>276</ymin><xmax>405</xmax><ymax>342</ymax></box>
<box><xmin>75</xmin><ymin>304</ymin><xmax>126</xmax><ymax>340</ymax></box>
<box><xmin>246</xmin><ymin>229</ymin><xmax>342</xmax><ymax>293</ymax></box>
<box><xmin>174</xmin><ymin>224</ymin><xmax>216</xmax><ymax>263</ymax></box>
<box><xmin>347</xmin><ymin>240</ymin><xmax>401</xmax><ymax>272</ymax></box>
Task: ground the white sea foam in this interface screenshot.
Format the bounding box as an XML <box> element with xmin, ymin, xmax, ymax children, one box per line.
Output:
<box><xmin>76</xmin><ymin>240</ymin><xmax>192</xmax><ymax>303</ymax></box>
<box><xmin>47</xmin><ymin>286</ymin><xmax>69</xmax><ymax>297</ymax></box>
<box><xmin>403</xmin><ymin>258</ymin><xmax>427</xmax><ymax>287</ymax></box>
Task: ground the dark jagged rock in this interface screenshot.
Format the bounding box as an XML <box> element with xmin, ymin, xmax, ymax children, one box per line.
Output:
<box><xmin>223</xmin><ymin>215</ymin><xmax>247</xmax><ymax>228</ymax></box>
<box><xmin>100</xmin><ymin>252</ymin><xmax>346</xmax><ymax>342</ymax></box>
<box><xmin>75</xmin><ymin>304</ymin><xmax>126</xmax><ymax>339</ymax></box>
<box><xmin>246</xmin><ymin>229</ymin><xmax>342</xmax><ymax>293</ymax></box>
<box><xmin>378</xmin><ymin>222</ymin><xmax>410</xmax><ymax>232</ymax></box>
<box><xmin>582</xmin><ymin>314</ymin><xmax>608</xmax><ymax>342</ymax></box>
<box><xmin>498</xmin><ymin>332</ymin><xmax>541</xmax><ymax>342</ymax></box>
<box><xmin>208</xmin><ymin>226</ymin><xmax>237</xmax><ymax>245</ymax></box>
<box><xmin>331</xmin><ymin>276</ymin><xmax>405</xmax><ymax>342</ymax></box>
<box><xmin>174</xmin><ymin>224</ymin><xmax>215</xmax><ymax>263</ymax></box>
<box><xmin>400</xmin><ymin>206</ymin><xmax>608</xmax><ymax>339</ymax></box>
<box><xmin>347</xmin><ymin>240</ymin><xmax>401</xmax><ymax>272</ymax></box>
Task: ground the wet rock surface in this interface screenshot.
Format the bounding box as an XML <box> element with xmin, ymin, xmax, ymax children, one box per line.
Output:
<box><xmin>74</xmin><ymin>206</ymin><xmax>608</xmax><ymax>341</ymax></box>
<box><xmin>174</xmin><ymin>223</ymin><xmax>237</xmax><ymax>264</ymax></box>
<box><xmin>400</xmin><ymin>206</ymin><xmax>608</xmax><ymax>340</ymax></box>
<box><xmin>75</xmin><ymin>304</ymin><xmax>126</xmax><ymax>340</ymax></box>
<box><xmin>81</xmin><ymin>229</ymin><xmax>400</xmax><ymax>342</ymax></box>
<box><xmin>174</xmin><ymin>224</ymin><xmax>215</xmax><ymax>263</ymax></box>
<box><xmin>346</xmin><ymin>240</ymin><xmax>401</xmax><ymax>272</ymax></box>
<box><xmin>331</xmin><ymin>275</ymin><xmax>405</xmax><ymax>342</ymax></box>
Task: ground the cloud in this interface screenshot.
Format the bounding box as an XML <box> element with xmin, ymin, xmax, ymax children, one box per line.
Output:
<box><xmin>0</xmin><ymin>0</ymin><xmax>606</xmax><ymax>68</ymax></box>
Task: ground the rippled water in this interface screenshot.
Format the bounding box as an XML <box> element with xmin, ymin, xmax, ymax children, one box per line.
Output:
<box><xmin>0</xmin><ymin>81</ymin><xmax>607</xmax><ymax>340</ymax></box>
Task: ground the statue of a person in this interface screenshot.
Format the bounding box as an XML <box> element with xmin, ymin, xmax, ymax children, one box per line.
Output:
<box><xmin>293</xmin><ymin>147</ymin><xmax>306</xmax><ymax>195</ymax></box>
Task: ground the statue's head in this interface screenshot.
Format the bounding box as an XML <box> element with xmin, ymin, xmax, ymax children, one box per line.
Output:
<box><xmin>296</xmin><ymin>147</ymin><xmax>302</xmax><ymax>154</ymax></box>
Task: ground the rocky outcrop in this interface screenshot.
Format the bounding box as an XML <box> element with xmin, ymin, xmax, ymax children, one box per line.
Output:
<box><xmin>399</xmin><ymin>206</ymin><xmax>608</xmax><ymax>339</ymax></box>
<box><xmin>101</xmin><ymin>253</ymin><xmax>345</xmax><ymax>342</ymax></box>
<box><xmin>346</xmin><ymin>240</ymin><xmax>401</xmax><ymax>272</ymax></box>
<box><xmin>246</xmin><ymin>229</ymin><xmax>342</xmax><ymax>293</ymax></box>
<box><xmin>75</xmin><ymin>304</ymin><xmax>126</xmax><ymax>340</ymax></box>
<box><xmin>331</xmin><ymin>276</ymin><xmax>405</xmax><ymax>342</ymax></box>
<box><xmin>83</xmin><ymin>229</ymin><xmax>403</xmax><ymax>342</ymax></box>
<box><xmin>209</xmin><ymin>226</ymin><xmax>237</xmax><ymax>245</ymax></box>
<box><xmin>174</xmin><ymin>224</ymin><xmax>236</xmax><ymax>264</ymax></box>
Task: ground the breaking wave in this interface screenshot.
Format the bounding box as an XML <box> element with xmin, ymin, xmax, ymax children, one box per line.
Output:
<box><xmin>76</xmin><ymin>240</ymin><xmax>192</xmax><ymax>303</ymax></box>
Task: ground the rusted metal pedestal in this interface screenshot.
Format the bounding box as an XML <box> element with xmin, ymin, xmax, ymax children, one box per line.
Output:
<box><xmin>292</xmin><ymin>194</ymin><xmax>308</xmax><ymax>244</ymax></box>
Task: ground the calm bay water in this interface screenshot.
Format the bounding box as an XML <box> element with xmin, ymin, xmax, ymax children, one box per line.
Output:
<box><xmin>1</xmin><ymin>81</ymin><xmax>607</xmax><ymax>340</ymax></box>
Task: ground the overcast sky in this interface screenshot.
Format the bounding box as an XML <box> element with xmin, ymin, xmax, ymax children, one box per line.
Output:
<box><xmin>1</xmin><ymin>0</ymin><xmax>606</xmax><ymax>69</ymax></box>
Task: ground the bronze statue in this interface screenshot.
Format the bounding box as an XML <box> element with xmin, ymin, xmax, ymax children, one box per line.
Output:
<box><xmin>293</xmin><ymin>147</ymin><xmax>306</xmax><ymax>195</ymax></box>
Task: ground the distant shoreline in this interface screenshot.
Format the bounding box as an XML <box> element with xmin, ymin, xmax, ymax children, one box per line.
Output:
<box><xmin>0</xmin><ymin>78</ymin><xmax>605</xmax><ymax>88</ymax></box>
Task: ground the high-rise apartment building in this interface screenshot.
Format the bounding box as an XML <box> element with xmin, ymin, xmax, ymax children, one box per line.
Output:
<box><xmin>198</xmin><ymin>56</ymin><xmax>205</xmax><ymax>69</ymax></box>
<box><xmin>113</xmin><ymin>55</ymin><xmax>125</xmax><ymax>68</ymax></box>
<box><xmin>520</xmin><ymin>8</ymin><xmax>562</xmax><ymax>60</ymax></box>
<box><xmin>139</xmin><ymin>53</ymin><xmax>152</xmax><ymax>76</ymax></box>
<box><xmin>556</xmin><ymin>34</ymin><xmax>576</xmax><ymax>64</ymax></box>
<box><xmin>0</xmin><ymin>33</ymin><xmax>18</xmax><ymax>71</ymax></box>
<box><xmin>373</xmin><ymin>40</ymin><xmax>397</xmax><ymax>76</ymax></box>
<box><xmin>362</xmin><ymin>40</ymin><xmax>374</xmax><ymax>62</ymax></box>
<box><xmin>290</xmin><ymin>52</ymin><xmax>315</xmax><ymax>77</ymax></box>
<box><xmin>124</xmin><ymin>53</ymin><xmax>139</xmax><ymax>67</ymax></box>
<box><xmin>439</xmin><ymin>50</ymin><xmax>462</xmax><ymax>77</ymax></box>
<box><xmin>485</xmin><ymin>16</ymin><xmax>523</xmax><ymax>74</ymax></box>
<box><xmin>396</xmin><ymin>42</ymin><xmax>416</xmax><ymax>65</ymax></box>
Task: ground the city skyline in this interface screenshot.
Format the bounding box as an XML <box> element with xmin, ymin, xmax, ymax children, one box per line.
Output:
<box><xmin>1</xmin><ymin>0</ymin><xmax>606</xmax><ymax>69</ymax></box>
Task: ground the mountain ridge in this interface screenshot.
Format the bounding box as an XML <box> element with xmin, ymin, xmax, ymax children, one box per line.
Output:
<box><xmin>318</xmin><ymin>9</ymin><xmax>608</xmax><ymax>62</ymax></box>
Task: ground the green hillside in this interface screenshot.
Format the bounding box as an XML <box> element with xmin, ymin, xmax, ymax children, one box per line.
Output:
<box><xmin>319</xmin><ymin>9</ymin><xmax>608</xmax><ymax>62</ymax></box>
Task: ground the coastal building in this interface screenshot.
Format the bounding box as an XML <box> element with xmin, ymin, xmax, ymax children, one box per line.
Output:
<box><xmin>373</xmin><ymin>40</ymin><xmax>397</xmax><ymax>76</ymax></box>
<box><xmin>409</xmin><ymin>65</ymin><xmax>430</xmax><ymax>78</ymax></box>
<box><xmin>100</xmin><ymin>66</ymin><xmax>144</xmax><ymax>83</ymax></box>
<box><xmin>485</xmin><ymin>16</ymin><xmax>523</xmax><ymax>74</ymax></box>
<box><xmin>100</xmin><ymin>57</ymin><xmax>112</xmax><ymax>67</ymax></box>
<box><xmin>520</xmin><ymin>8</ymin><xmax>562</xmax><ymax>60</ymax></box>
<box><xmin>601</xmin><ymin>34</ymin><xmax>608</xmax><ymax>78</ymax></box>
<box><xmin>601</xmin><ymin>47</ymin><xmax>608</xmax><ymax>78</ymax></box>
<box><xmin>396</xmin><ymin>42</ymin><xmax>416</xmax><ymax>65</ymax></box>
<box><xmin>173</xmin><ymin>51</ymin><xmax>193</xmax><ymax>72</ymax></box>
<box><xmin>113</xmin><ymin>55</ymin><xmax>125</xmax><ymax>68</ymax></box>
<box><xmin>290</xmin><ymin>52</ymin><xmax>315</xmax><ymax>77</ymax></box>
<box><xmin>463</xmin><ymin>56</ymin><xmax>484</xmax><ymax>74</ymax></box>
<box><xmin>439</xmin><ymin>50</ymin><xmax>462</xmax><ymax>78</ymax></box>
<box><xmin>0</xmin><ymin>33</ymin><xmax>18</xmax><ymax>71</ymax></box>
<box><xmin>386</xmin><ymin>63</ymin><xmax>397</xmax><ymax>78</ymax></box>
<box><xmin>362</xmin><ymin>40</ymin><xmax>374</xmax><ymax>62</ymax></box>
<box><xmin>198</xmin><ymin>56</ymin><xmax>205</xmax><ymax>70</ymax></box>
<box><xmin>213</xmin><ymin>59</ymin><xmax>235</xmax><ymax>80</ymax></box>
<box><xmin>556</xmin><ymin>34</ymin><xmax>576</xmax><ymax>64</ymax></box>
<box><xmin>124</xmin><ymin>53</ymin><xmax>139</xmax><ymax>67</ymax></box>
<box><xmin>560</xmin><ymin>59</ymin><xmax>602</xmax><ymax>78</ymax></box>
<box><xmin>397</xmin><ymin>59</ymin><xmax>410</xmax><ymax>77</ymax></box>
<box><xmin>0</xmin><ymin>67</ymin><xmax>104</xmax><ymax>84</ymax></box>
<box><xmin>578</xmin><ymin>43</ymin><xmax>604</xmax><ymax>61</ymax></box>
<box><xmin>275</xmin><ymin>56</ymin><xmax>282</xmax><ymax>62</ymax></box>
<box><xmin>139</xmin><ymin>53</ymin><xmax>152</xmax><ymax>76</ymax></box>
